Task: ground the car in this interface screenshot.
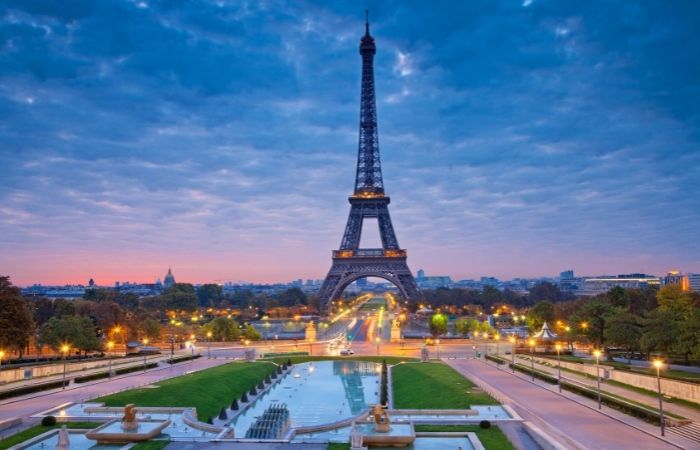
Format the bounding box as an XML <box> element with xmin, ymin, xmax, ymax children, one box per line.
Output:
<box><xmin>340</xmin><ymin>348</ymin><xmax>355</xmax><ymax>356</ymax></box>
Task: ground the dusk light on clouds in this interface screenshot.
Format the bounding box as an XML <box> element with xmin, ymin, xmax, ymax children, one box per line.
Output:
<box><xmin>1</xmin><ymin>1</ymin><xmax>699</xmax><ymax>285</ymax></box>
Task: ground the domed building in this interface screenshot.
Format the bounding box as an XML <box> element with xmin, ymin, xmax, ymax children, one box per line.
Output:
<box><xmin>163</xmin><ymin>268</ymin><xmax>176</xmax><ymax>289</ymax></box>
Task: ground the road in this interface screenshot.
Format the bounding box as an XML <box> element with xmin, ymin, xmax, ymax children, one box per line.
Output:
<box><xmin>446</xmin><ymin>358</ymin><xmax>684</xmax><ymax>450</ymax></box>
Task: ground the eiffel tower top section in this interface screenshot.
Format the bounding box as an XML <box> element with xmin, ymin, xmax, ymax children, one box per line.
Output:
<box><xmin>354</xmin><ymin>11</ymin><xmax>385</xmax><ymax>198</ymax></box>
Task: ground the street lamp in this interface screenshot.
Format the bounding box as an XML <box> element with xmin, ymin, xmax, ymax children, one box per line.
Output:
<box><xmin>653</xmin><ymin>359</ymin><xmax>665</xmax><ymax>436</ymax></box>
<box><xmin>509</xmin><ymin>336</ymin><xmax>516</xmax><ymax>373</ymax></box>
<box><xmin>0</xmin><ymin>349</ymin><xmax>5</xmax><ymax>373</ymax></box>
<box><xmin>61</xmin><ymin>344</ymin><xmax>70</xmax><ymax>390</ymax></box>
<box><xmin>107</xmin><ymin>341</ymin><xmax>115</xmax><ymax>379</ymax></box>
<box><xmin>495</xmin><ymin>334</ymin><xmax>500</xmax><ymax>359</ymax></box>
<box><xmin>555</xmin><ymin>343</ymin><xmax>563</xmax><ymax>392</ymax></box>
<box><xmin>142</xmin><ymin>338</ymin><xmax>149</xmax><ymax>372</ymax></box>
<box><xmin>593</xmin><ymin>349</ymin><xmax>602</xmax><ymax>409</ymax></box>
<box><xmin>207</xmin><ymin>331</ymin><xmax>212</xmax><ymax>359</ymax></box>
<box><xmin>375</xmin><ymin>337</ymin><xmax>380</xmax><ymax>356</ymax></box>
<box><xmin>528</xmin><ymin>339</ymin><xmax>535</xmax><ymax>381</ymax></box>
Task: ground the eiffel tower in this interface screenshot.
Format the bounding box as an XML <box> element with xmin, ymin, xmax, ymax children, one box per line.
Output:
<box><xmin>318</xmin><ymin>14</ymin><xmax>421</xmax><ymax>311</ymax></box>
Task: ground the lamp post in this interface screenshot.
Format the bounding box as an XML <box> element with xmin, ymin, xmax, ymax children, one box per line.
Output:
<box><xmin>495</xmin><ymin>334</ymin><xmax>500</xmax><ymax>366</ymax></box>
<box><xmin>593</xmin><ymin>349</ymin><xmax>602</xmax><ymax>409</ymax></box>
<box><xmin>565</xmin><ymin>326</ymin><xmax>571</xmax><ymax>352</ymax></box>
<box><xmin>653</xmin><ymin>360</ymin><xmax>665</xmax><ymax>436</ymax></box>
<box><xmin>107</xmin><ymin>341</ymin><xmax>114</xmax><ymax>379</ymax></box>
<box><xmin>142</xmin><ymin>338</ymin><xmax>149</xmax><ymax>372</ymax></box>
<box><xmin>189</xmin><ymin>334</ymin><xmax>195</xmax><ymax>362</ymax></box>
<box><xmin>528</xmin><ymin>339</ymin><xmax>535</xmax><ymax>381</ymax></box>
<box><xmin>555</xmin><ymin>343</ymin><xmax>563</xmax><ymax>392</ymax></box>
<box><xmin>0</xmin><ymin>349</ymin><xmax>5</xmax><ymax>373</ymax></box>
<box><xmin>375</xmin><ymin>337</ymin><xmax>380</xmax><ymax>356</ymax></box>
<box><xmin>61</xmin><ymin>344</ymin><xmax>70</xmax><ymax>390</ymax></box>
<box><xmin>509</xmin><ymin>336</ymin><xmax>516</xmax><ymax>373</ymax></box>
<box><xmin>207</xmin><ymin>331</ymin><xmax>212</xmax><ymax>359</ymax></box>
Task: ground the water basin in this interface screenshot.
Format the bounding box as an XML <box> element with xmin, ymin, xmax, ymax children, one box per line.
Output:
<box><xmin>230</xmin><ymin>360</ymin><xmax>380</xmax><ymax>432</ymax></box>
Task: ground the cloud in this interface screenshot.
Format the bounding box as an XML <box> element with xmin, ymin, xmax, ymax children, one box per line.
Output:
<box><xmin>0</xmin><ymin>0</ymin><xmax>699</xmax><ymax>285</ymax></box>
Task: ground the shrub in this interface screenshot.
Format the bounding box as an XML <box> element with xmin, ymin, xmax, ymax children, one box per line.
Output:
<box><xmin>230</xmin><ymin>399</ymin><xmax>239</xmax><ymax>410</ymax></box>
<box><xmin>479</xmin><ymin>420</ymin><xmax>491</xmax><ymax>429</ymax></box>
<box><xmin>0</xmin><ymin>380</ymin><xmax>65</xmax><ymax>400</ymax></box>
<box><xmin>240</xmin><ymin>392</ymin><xmax>249</xmax><ymax>403</ymax></box>
<box><xmin>257</xmin><ymin>381</ymin><xmax>264</xmax><ymax>389</ymax></box>
<box><xmin>206</xmin><ymin>417</ymin><xmax>213</xmax><ymax>424</ymax></box>
<box><xmin>218</xmin><ymin>407</ymin><xmax>228</xmax><ymax>420</ymax></box>
<box><xmin>42</xmin><ymin>416</ymin><xmax>57</xmax><ymax>426</ymax></box>
<box><xmin>249</xmin><ymin>386</ymin><xmax>257</xmax><ymax>396</ymax></box>
<box><xmin>286</xmin><ymin>358</ymin><xmax>292</xmax><ymax>366</ymax></box>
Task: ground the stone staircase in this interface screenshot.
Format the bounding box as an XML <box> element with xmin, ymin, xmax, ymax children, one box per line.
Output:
<box><xmin>668</xmin><ymin>421</ymin><xmax>700</xmax><ymax>444</ymax></box>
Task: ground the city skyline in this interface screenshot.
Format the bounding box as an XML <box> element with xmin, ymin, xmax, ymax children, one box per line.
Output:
<box><xmin>2</xmin><ymin>1</ymin><xmax>699</xmax><ymax>286</ymax></box>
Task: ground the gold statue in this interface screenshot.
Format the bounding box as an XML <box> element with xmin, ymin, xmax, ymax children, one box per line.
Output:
<box><xmin>122</xmin><ymin>404</ymin><xmax>138</xmax><ymax>431</ymax></box>
<box><xmin>371</xmin><ymin>404</ymin><xmax>390</xmax><ymax>432</ymax></box>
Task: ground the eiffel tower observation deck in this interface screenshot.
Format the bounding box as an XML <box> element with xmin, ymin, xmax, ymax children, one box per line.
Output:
<box><xmin>318</xmin><ymin>13</ymin><xmax>421</xmax><ymax>311</ymax></box>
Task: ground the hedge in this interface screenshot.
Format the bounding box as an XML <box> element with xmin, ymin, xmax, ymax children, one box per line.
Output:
<box><xmin>74</xmin><ymin>363</ymin><xmax>159</xmax><ymax>383</ymax></box>
<box><xmin>0</xmin><ymin>380</ymin><xmax>65</xmax><ymax>400</ymax></box>
<box><xmin>260</xmin><ymin>352</ymin><xmax>308</xmax><ymax>358</ymax></box>
<box><xmin>167</xmin><ymin>354</ymin><xmax>202</xmax><ymax>364</ymax></box>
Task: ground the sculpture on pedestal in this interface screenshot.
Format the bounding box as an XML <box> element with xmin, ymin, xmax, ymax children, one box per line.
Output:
<box><xmin>55</xmin><ymin>425</ymin><xmax>70</xmax><ymax>450</ymax></box>
<box><xmin>371</xmin><ymin>404</ymin><xmax>391</xmax><ymax>432</ymax></box>
<box><xmin>121</xmin><ymin>404</ymin><xmax>138</xmax><ymax>431</ymax></box>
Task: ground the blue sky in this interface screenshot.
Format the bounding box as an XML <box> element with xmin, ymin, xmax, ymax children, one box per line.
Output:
<box><xmin>1</xmin><ymin>0</ymin><xmax>699</xmax><ymax>285</ymax></box>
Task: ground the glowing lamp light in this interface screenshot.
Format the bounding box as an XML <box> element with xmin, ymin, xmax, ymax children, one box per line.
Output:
<box><xmin>593</xmin><ymin>349</ymin><xmax>602</xmax><ymax>358</ymax></box>
<box><xmin>653</xmin><ymin>360</ymin><xmax>664</xmax><ymax>369</ymax></box>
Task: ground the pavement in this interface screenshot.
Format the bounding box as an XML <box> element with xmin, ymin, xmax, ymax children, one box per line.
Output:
<box><xmin>445</xmin><ymin>358</ymin><xmax>697</xmax><ymax>450</ymax></box>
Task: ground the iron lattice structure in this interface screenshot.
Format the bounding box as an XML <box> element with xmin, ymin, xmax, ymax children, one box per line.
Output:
<box><xmin>318</xmin><ymin>17</ymin><xmax>421</xmax><ymax>311</ymax></box>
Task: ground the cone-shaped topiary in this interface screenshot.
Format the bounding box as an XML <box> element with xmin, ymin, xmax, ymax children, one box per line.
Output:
<box><xmin>276</xmin><ymin>365</ymin><xmax>283</xmax><ymax>374</ymax></box>
<box><xmin>250</xmin><ymin>386</ymin><xmax>257</xmax><ymax>396</ymax></box>
<box><xmin>257</xmin><ymin>381</ymin><xmax>264</xmax><ymax>389</ymax></box>
<box><xmin>206</xmin><ymin>417</ymin><xmax>213</xmax><ymax>424</ymax></box>
<box><xmin>271</xmin><ymin>371</ymin><xmax>277</xmax><ymax>379</ymax></box>
<box><xmin>286</xmin><ymin>358</ymin><xmax>292</xmax><ymax>366</ymax></box>
<box><xmin>241</xmin><ymin>392</ymin><xmax>249</xmax><ymax>403</ymax></box>
<box><xmin>264</xmin><ymin>374</ymin><xmax>271</xmax><ymax>384</ymax></box>
<box><xmin>230</xmin><ymin>399</ymin><xmax>239</xmax><ymax>410</ymax></box>
<box><xmin>218</xmin><ymin>407</ymin><xmax>228</xmax><ymax>420</ymax></box>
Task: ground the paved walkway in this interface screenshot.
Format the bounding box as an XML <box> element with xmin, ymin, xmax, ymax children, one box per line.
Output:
<box><xmin>445</xmin><ymin>358</ymin><xmax>694</xmax><ymax>450</ymax></box>
<box><xmin>514</xmin><ymin>354</ymin><xmax>700</xmax><ymax>422</ymax></box>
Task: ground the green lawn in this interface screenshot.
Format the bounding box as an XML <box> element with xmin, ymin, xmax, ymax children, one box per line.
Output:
<box><xmin>414</xmin><ymin>424</ymin><xmax>515</xmax><ymax>450</ymax></box>
<box><xmin>326</xmin><ymin>444</ymin><xmax>349</xmax><ymax>450</ymax></box>
<box><xmin>130</xmin><ymin>440</ymin><xmax>170</xmax><ymax>450</ymax></box>
<box><xmin>96</xmin><ymin>362</ymin><xmax>276</xmax><ymax>421</ymax></box>
<box><xmin>0</xmin><ymin>422</ymin><xmax>101</xmax><ymax>450</ymax></box>
<box><xmin>392</xmin><ymin>362</ymin><xmax>498</xmax><ymax>409</ymax></box>
<box><xmin>267</xmin><ymin>355</ymin><xmax>417</xmax><ymax>365</ymax></box>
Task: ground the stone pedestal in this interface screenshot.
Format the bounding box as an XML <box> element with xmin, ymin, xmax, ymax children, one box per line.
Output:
<box><xmin>421</xmin><ymin>347</ymin><xmax>429</xmax><ymax>362</ymax></box>
<box><xmin>390</xmin><ymin>320</ymin><xmax>401</xmax><ymax>343</ymax></box>
<box><xmin>305</xmin><ymin>321</ymin><xmax>317</xmax><ymax>342</ymax></box>
<box><xmin>244</xmin><ymin>348</ymin><xmax>256</xmax><ymax>362</ymax></box>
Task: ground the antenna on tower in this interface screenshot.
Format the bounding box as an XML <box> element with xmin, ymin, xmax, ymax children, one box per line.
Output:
<box><xmin>365</xmin><ymin>9</ymin><xmax>370</xmax><ymax>35</ymax></box>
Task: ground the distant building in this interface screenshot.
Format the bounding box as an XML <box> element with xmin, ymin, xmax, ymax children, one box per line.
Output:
<box><xmin>688</xmin><ymin>273</ymin><xmax>700</xmax><ymax>293</ymax></box>
<box><xmin>663</xmin><ymin>270</ymin><xmax>689</xmax><ymax>290</ymax></box>
<box><xmin>88</xmin><ymin>278</ymin><xmax>95</xmax><ymax>288</ymax></box>
<box><xmin>163</xmin><ymin>268</ymin><xmax>176</xmax><ymax>289</ymax></box>
<box><xmin>480</xmin><ymin>277</ymin><xmax>499</xmax><ymax>287</ymax></box>
<box><xmin>578</xmin><ymin>274</ymin><xmax>660</xmax><ymax>296</ymax></box>
<box><xmin>414</xmin><ymin>269</ymin><xmax>452</xmax><ymax>289</ymax></box>
<box><xmin>417</xmin><ymin>269</ymin><xmax>425</xmax><ymax>280</ymax></box>
<box><xmin>558</xmin><ymin>270</ymin><xmax>579</xmax><ymax>292</ymax></box>
<box><xmin>560</xmin><ymin>270</ymin><xmax>574</xmax><ymax>280</ymax></box>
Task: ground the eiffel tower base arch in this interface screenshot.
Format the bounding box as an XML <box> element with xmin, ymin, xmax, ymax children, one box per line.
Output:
<box><xmin>318</xmin><ymin>255</ymin><xmax>421</xmax><ymax>311</ymax></box>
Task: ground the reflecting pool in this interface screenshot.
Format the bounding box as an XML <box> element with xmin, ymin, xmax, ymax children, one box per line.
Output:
<box><xmin>230</xmin><ymin>360</ymin><xmax>380</xmax><ymax>432</ymax></box>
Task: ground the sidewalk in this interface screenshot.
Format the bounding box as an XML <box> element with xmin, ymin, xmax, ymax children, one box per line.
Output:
<box><xmin>512</xmin><ymin>354</ymin><xmax>700</xmax><ymax>422</ymax></box>
<box><xmin>446</xmin><ymin>358</ymin><xmax>696</xmax><ymax>450</ymax></box>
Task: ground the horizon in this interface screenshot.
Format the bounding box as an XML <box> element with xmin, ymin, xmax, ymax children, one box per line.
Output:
<box><xmin>2</xmin><ymin>2</ymin><xmax>699</xmax><ymax>287</ymax></box>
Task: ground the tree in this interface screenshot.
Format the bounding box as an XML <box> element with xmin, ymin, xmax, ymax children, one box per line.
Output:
<box><xmin>571</xmin><ymin>297</ymin><xmax>615</xmax><ymax>348</ymax></box>
<box><xmin>528</xmin><ymin>282</ymin><xmax>572</xmax><ymax>303</ymax></box>
<box><xmin>604</xmin><ymin>311</ymin><xmax>642</xmax><ymax>363</ymax></box>
<box><xmin>0</xmin><ymin>276</ymin><xmax>35</xmax><ymax>357</ymax></box>
<box><xmin>196</xmin><ymin>284</ymin><xmax>223</xmax><ymax>308</ymax></box>
<box><xmin>203</xmin><ymin>317</ymin><xmax>241</xmax><ymax>341</ymax></box>
<box><xmin>242</xmin><ymin>324</ymin><xmax>261</xmax><ymax>341</ymax></box>
<box><xmin>455</xmin><ymin>318</ymin><xmax>479</xmax><ymax>336</ymax></box>
<box><xmin>139</xmin><ymin>317</ymin><xmax>161</xmax><ymax>341</ymax></box>
<box><xmin>429</xmin><ymin>313</ymin><xmax>448</xmax><ymax>337</ymax></box>
<box><xmin>526</xmin><ymin>301</ymin><xmax>555</xmax><ymax>331</ymax></box>
<box><xmin>37</xmin><ymin>315</ymin><xmax>101</xmax><ymax>354</ymax></box>
<box><xmin>640</xmin><ymin>308</ymin><xmax>681</xmax><ymax>358</ymax></box>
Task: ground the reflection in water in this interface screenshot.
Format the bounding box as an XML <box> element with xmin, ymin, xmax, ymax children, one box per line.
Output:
<box><xmin>333</xmin><ymin>360</ymin><xmax>378</xmax><ymax>414</ymax></box>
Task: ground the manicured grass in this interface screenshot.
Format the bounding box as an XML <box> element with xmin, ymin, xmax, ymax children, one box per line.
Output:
<box><xmin>96</xmin><ymin>362</ymin><xmax>276</xmax><ymax>421</ymax></box>
<box><xmin>326</xmin><ymin>443</ymin><xmax>350</xmax><ymax>450</ymax></box>
<box><xmin>0</xmin><ymin>422</ymin><xmax>101</xmax><ymax>450</ymax></box>
<box><xmin>392</xmin><ymin>362</ymin><xmax>498</xmax><ymax>409</ymax></box>
<box><xmin>267</xmin><ymin>355</ymin><xmax>417</xmax><ymax>365</ymax></box>
<box><xmin>414</xmin><ymin>424</ymin><xmax>515</xmax><ymax>450</ymax></box>
<box><xmin>130</xmin><ymin>440</ymin><xmax>170</xmax><ymax>450</ymax></box>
